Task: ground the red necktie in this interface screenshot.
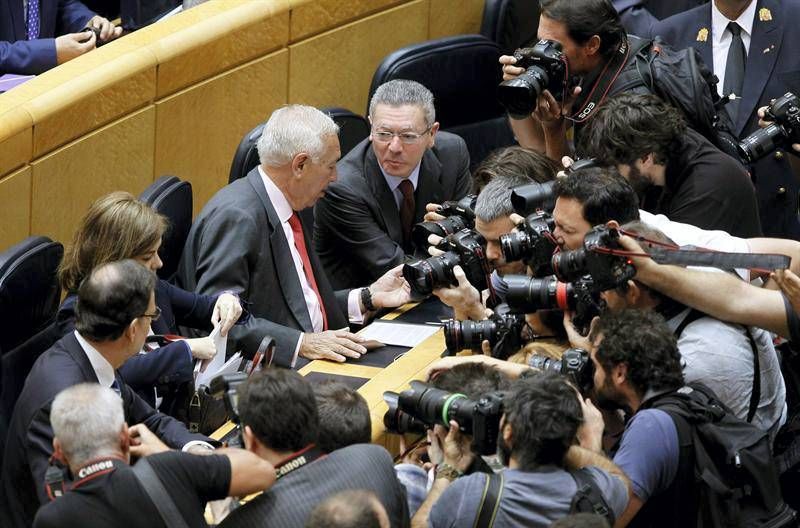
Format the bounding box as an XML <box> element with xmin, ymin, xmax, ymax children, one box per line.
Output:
<box><xmin>287</xmin><ymin>213</ymin><xmax>328</xmax><ymax>330</ymax></box>
<box><xmin>398</xmin><ymin>179</ymin><xmax>415</xmax><ymax>250</ymax></box>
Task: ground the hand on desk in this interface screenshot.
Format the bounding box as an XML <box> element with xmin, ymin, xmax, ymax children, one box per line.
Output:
<box><xmin>300</xmin><ymin>330</ymin><xmax>367</xmax><ymax>363</ymax></box>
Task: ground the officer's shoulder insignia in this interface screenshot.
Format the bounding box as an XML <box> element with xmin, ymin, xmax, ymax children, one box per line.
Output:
<box><xmin>759</xmin><ymin>7</ymin><xmax>772</xmax><ymax>22</ymax></box>
<box><xmin>697</xmin><ymin>27</ymin><xmax>709</xmax><ymax>42</ymax></box>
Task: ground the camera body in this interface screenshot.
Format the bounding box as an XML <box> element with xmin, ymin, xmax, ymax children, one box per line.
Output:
<box><xmin>403</xmin><ymin>229</ymin><xmax>491</xmax><ymax>296</ymax></box>
<box><xmin>498</xmin><ymin>39</ymin><xmax>572</xmax><ymax>119</ymax></box>
<box><xmin>500</xmin><ymin>211</ymin><xmax>557</xmax><ymax>276</ymax></box>
<box><xmin>552</xmin><ymin>225</ymin><xmax>636</xmax><ymax>291</ymax></box>
<box><xmin>738</xmin><ymin>92</ymin><xmax>800</xmax><ymax>163</ymax></box>
<box><xmin>412</xmin><ymin>195</ymin><xmax>478</xmax><ymax>251</ymax></box>
<box><xmin>210</xmin><ymin>372</ymin><xmax>248</xmax><ymax>447</ymax></box>
<box><xmin>444</xmin><ymin>303</ymin><xmax>526</xmax><ymax>360</ymax></box>
<box><xmin>529</xmin><ymin>348</ymin><xmax>594</xmax><ymax>394</ymax></box>
<box><xmin>383</xmin><ymin>381</ymin><xmax>505</xmax><ymax>455</ymax></box>
<box><xmin>509</xmin><ymin>159</ymin><xmax>597</xmax><ymax>216</ymax></box>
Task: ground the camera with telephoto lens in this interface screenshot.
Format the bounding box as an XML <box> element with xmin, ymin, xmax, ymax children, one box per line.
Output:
<box><xmin>500</xmin><ymin>211</ymin><xmax>557</xmax><ymax>276</ymax></box>
<box><xmin>510</xmin><ymin>158</ymin><xmax>597</xmax><ymax>216</ymax></box>
<box><xmin>503</xmin><ymin>274</ymin><xmax>605</xmax><ymax>335</ymax></box>
<box><xmin>412</xmin><ymin>195</ymin><xmax>478</xmax><ymax>251</ymax></box>
<box><xmin>403</xmin><ymin>229</ymin><xmax>491</xmax><ymax>296</ymax></box>
<box><xmin>383</xmin><ymin>381</ymin><xmax>505</xmax><ymax>455</ymax></box>
<box><xmin>551</xmin><ymin>225</ymin><xmax>636</xmax><ymax>291</ymax></box>
<box><xmin>498</xmin><ymin>39</ymin><xmax>573</xmax><ymax>119</ymax></box>
<box><xmin>738</xmin><ymin>92</ymin><xmax>800</xmax><ymax>163</ymax></box>
<box><xmin>529</xmin><ymin>348</ymin><xmax>594</xmax><ymax>394</ymax></box>
<box><xmin>443</xmin><ymin>303</ymin><xmax>526</xmax><ymax>360</ymax></box>
<box><xmin>210</xmin><ymin>372</ymin><xmax>248</xmax><ymax>447</ymax></box>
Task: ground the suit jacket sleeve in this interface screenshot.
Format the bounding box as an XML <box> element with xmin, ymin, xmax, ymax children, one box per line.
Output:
<box><xmin>190</xmin><ymin>204</ymin><xmax>302</xmax><ymax>367</ymax></box>
<box><xmin>117</xmin><ymin>343</ymin><xmax>194</xmax><ymax>387</ymax></box>
<box><xmin>27</xmin><ymin>404</ymin><xmax>58</xmax><ymax>504</ymax></box>
<box><xmin>0</xmin><ymin>39</ymin><xmax>56</xmax><ymax>74</ymax></box>
<box><xmin>160</xmin><ymin>280</ymin><xmax>218</xmax><ymax>333</ymax></box>
<box><xmin>57</xmin><ymin>0</ymin><xmax>96</xmax><ymax>33</ymax></box>
<box><xmin>450</xmin><ymin>137</ymin><xmax>472</xmax><ymax>199</ymax></box>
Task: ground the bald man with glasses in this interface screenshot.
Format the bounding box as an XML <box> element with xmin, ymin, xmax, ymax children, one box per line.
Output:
<box><xmin>314</xmin><ymin>79</ymin><xmax>471</xmax><ymax>290</ymax></box>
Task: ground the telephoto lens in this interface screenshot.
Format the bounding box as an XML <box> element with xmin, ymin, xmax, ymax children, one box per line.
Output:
<box><xmin>504</xmin><ymin>275</ymin><xmax>576</xmax><ymax>313</ymax></box>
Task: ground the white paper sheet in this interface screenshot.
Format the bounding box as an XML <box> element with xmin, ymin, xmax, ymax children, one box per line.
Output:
<box><xmin>358</xmin><ymin>321</ymin><xmax>441</xmax><ymax>348</ymax></box>
<box><xmin>194</xmin><ymin>325</ymin><xmax>229</xmax><ymax>389</ymax></box>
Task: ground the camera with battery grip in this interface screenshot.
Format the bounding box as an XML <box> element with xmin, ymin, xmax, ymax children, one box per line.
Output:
<box><xmin>510</xmin><ymin>158</ymin><xmax>597</xmax><ymax>216</ymax></box>
<box><xmin>412</xmin><ymin>194</ymin><xmax>477</xmax><ymax>251</ymax></box>
<box><xmin>738</xmin><ymin>92</ymin><xmax>800</xmax><ymax>163</ymax></box>
<box><xmin>529</xmin><ymin>348</ymin><xmax>594</xmax><ymax>395</ymax></box>
<box><xmin>443</xmin><ymin>303</ymin><xmax>527</xmax><ymax>360</ymax></box>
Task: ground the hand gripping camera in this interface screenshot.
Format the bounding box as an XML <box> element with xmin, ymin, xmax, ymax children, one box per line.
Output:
<box><xmin>738</xmin><ymin>92</ymin><xmax>800</xmax><ymax>163</ymax></box>
<box><xmin>443</xmin><ymin>303</ymin><xmax>526</xmax><ymax>360</ymax></box>
<box><xmin>497</xmin><ymin>39</ymin><xmax>574</xmax><ymax>119</ymax></box>
<box><xmin>383</xmin><ymin>381</ymin><xmax>505</xmax><ymax>455</ymax></box>
<box><xmin>529</xmin><ymin>348</ymin><xmax>594</xmax><ymax>395</ymax></box>
<box><xmin>500</xmin><ymin>211</ymin><xmax>558</xmax><ymax>276</ymax></box>
<box><xmin>412</xmin><ymin>195</ymin><xmax>477</xmax><ymax>251</ymax></box>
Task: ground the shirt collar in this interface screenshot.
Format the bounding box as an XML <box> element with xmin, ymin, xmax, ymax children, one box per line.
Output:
<box><xmin>258</xmin><ymin>166</ymin><xmax>293</xmax><ymax>223</ymax></box>
<box><xmin>74</xmin><ymin>330</ymin><xmax>116</xmax><ymax>388</ymax></box>
<box><xmin>380</xmin><ymin>162</ymin><xmax>422</xmax><ymax>194</ymax></box>
<box><xmin>711</xmin><ymin>0</ymin><xmax>757</xmax><ymax>44</ymax></box>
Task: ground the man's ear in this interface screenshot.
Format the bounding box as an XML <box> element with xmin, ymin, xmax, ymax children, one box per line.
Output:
<box><xmin>606</xmin><ymin>220</ymin><xmax>620</xmax><ymax>230</ymax></box>
<box><xmin>612</xmin><ymin>362</ymin><xmax>628</xmax><ymax>388</ymax></box>
<box><xmin>124</xmin><ymin>319</ymin><xmax>138</xmax><ymax>343</ymax></box>
<box><xmin>625</xmin><ymin>280</ymin><xmax>642</xmax><ymax>304</ymax></box>
<box><xmin>502</xmin><ymin>420</ymin><xmax>513</xmax><ymax>450</ymax></box>
<box><xmin>243</xmin><ymin>425</ymin><xmax>260</xmax><ymax>453</ymax></box>
<box><xmin>52</xmin><ymin>437</ymin><xmax>67</xmax><ymax>466</ymax></box>
<box><xmin>291</xmin><ymin>152</ymin><xmax>309</xmax><ymax>177</ymax></box>
<box><xmin>585</xmin><ymin>34</ymin><xmax>602</xmax><ymax>57</ymax></box>
<box><xmin>641</xmin><ymin>152</ymin><xmax>656</xmax><ymax>168</ymax></box>
<box><xmin>427</xmin><ymin>121</ymin><xmax>440</xmax><ymax>147</ymax></box>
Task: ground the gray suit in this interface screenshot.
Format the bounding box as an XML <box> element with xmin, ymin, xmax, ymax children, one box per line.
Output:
<box><xmin>218</xmin><ymin>444</ymin><xmax>409</xmax><ymax>528</ymax></box>
<box><xmin>177</xmin><ymin>170</ymin><xmax>349</xmax><ymax>367</ymax></box>
<box><xmin>314</xmin><ymin>131</ymin><xmax>471</xmax><ymax>290</ymax></box>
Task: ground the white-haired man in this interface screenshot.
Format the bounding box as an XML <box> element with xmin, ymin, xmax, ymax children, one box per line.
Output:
<box><xmin>179</xmin><ymin>105</ymin><xmax>410</xmax><ymax>368</ymax></box>
<box><xmin>32</xmin><ymin>384</ymin><xmax>275</xmax><ymax>528</ymax></box>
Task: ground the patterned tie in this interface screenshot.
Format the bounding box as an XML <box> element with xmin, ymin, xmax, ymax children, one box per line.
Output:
<box><xmin>398</xmin><ymin>179</ymin><xmax>415</xmax><ymax>250</ymax></box>
<box><xmin>723</xmin><ymin>21</ymin><xmax>746</xmax><ymax>123</ymax></box>
<box><xmin>287</xmin><ymin>213</ymin><xmax>328</xmax><ymax>330</ymax></box>
<box><xmin>26</xmin><ymin>0</ymin><xmax>40</xmax><ymax>40</ymax></box>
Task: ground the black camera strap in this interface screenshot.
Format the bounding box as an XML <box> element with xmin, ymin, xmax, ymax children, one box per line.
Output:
<box><xmin>132</xmin><ymin>458</ymin><xmax>191</xmax><ymax>528</ymax></box>
<box><xmin>647</xmin><ymin>247</ymin><xmax>791</xmax><ymax>272</ymax></box>
<box><xmin>568</xmin><ymin>36</ymin><xmax>633</xmax><ymax>123</ymax></box>
<box><xmin>274</xmin><ymin>444</ymin><xmax>326</xmax><ymax>480</ymax></box>
<box><xmin>473</xmin><ymin>472</ymin><xmax>504</xmax><ymax>528</ymax></box>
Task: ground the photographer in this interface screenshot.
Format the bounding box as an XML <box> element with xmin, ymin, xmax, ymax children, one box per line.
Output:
<box><xmin>412</xmin><ymin>372</ymin><xmax>629</xmax><ymax>528</ymax></box>
<box><xmin>564</xmin><ymin>221</ymin><xmax>786</xmax><ymax>439</ymax></box>
<box><xmin>33</xmin><ymin>384</ymin><xmax>275</xmax><ymax>528</ymax></box>
<box><xmin>313</xmin><ymin>380</ymin><xmax>371</xmax><ymax>453</ymax></box>
<box><xmin>577</xmin><ymin>93</ymin><xmax>761</xmax><ymax>238</ymax></box>
<box><xmin>218</xmin><ymin>368</ymin><xmax>408</xmax><ymax>528</ymax></box>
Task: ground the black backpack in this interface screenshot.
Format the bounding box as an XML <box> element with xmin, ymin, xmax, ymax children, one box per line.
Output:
<box><xmin>643</xmin><ymin>384</ymin><xmax>797</xmax><ymax>528</ymax></box>
<box><xmin>612</xmin><ymin>36</ymin><xmax>743</xmax><ymax>162</ymax></box>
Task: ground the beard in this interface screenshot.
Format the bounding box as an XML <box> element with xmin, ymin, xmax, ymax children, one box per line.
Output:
<box><xmin>592</xmin><ymin>375</ymin><xmax>625</xmax><ymax>412</ymax></box>
<box><xmin>625</xmin><ymin>163</ymin><xmax>652</xmax><ymax>197</ymax></box>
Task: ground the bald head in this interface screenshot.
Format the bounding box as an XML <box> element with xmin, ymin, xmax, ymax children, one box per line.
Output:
<box><xmin>305</xmin><ymin>490</ymin><xmax>389</xmax><ymax>528</ymax></box>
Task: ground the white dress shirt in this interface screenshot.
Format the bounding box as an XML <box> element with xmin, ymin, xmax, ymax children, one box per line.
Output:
<box><xmin>711</xmin><ymin>0</ymin><xmax>757</xmax><ymax>98</ymax></box>
<box><xmin>381</xmin><ymin>163</ymin><xmax>422</xmax><ymax>210</ymax></box>
<box><xmin>74</xmin><ymin>330</ymin><xmax>115</xmax><ymax>388</ymax></box>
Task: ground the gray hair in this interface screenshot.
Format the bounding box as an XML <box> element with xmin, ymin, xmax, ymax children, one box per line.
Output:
<box><xmin>368</xmin><ymin>80</ymin><xmax>436</xmax><ymax>127</ymax></box>
<box><xmin>51</xmin><ymin>384</ymin><xmax>125</xmax><ymax>468</ymax></box>
<box><xmin>475</xmin><ymin>174</ymin><xmax>537</xmax><ymax>222</ymax></box>
<box><xmin>257</xmin><ymin>105</ymin><xmax>340</xmax><ymax>167</ymax></box>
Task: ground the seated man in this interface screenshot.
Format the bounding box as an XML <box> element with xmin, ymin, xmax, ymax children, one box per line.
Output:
<box><xmin>218</xmin><ymin>368</ymin><xmax>409</xmax><ymax>528</ymax></box>
<box><xmin>313</xmin><ymin>380</ymin><xmax>371</xmax><ymax>453</ymax></box>
<box><xmin>414</xmin><ymin>372</ymin><xmax>629</xmax><ymax>527</ymax></box>
<box><xmin>178</xmin><ymin>104</ymin><xmax>410</xmax><ymax>368</ymax></box>
<box><xmin>33</xmin><ymin>383</ymin><xmax>275</xmax><ymax>528</ymax></box>
<box><xmin>0</xmin><ymin>0</ymin><xmax>122</xmax><ymax>74</ymax></box>
<box><xmin>314</xmin><ymin>79</ymin><xmax>471</xmax><ymax>289</ymax></box>
<box><xmin>2</xmin><ymin>260</ymin><xmax>213</xmax><ymax>528</ymax></box>
<box><xmin>577</xmin><ymin>93</ymin><xmax>761</xmax><ymax>238</ymax></box>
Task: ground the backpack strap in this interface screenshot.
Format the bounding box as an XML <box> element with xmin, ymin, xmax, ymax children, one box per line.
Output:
<box><xmin>131</xmin><ymin>458</ymin><xmax>191</xmax><ymax>528</ymax></box>
<box><xmin>569</xmin><ymin>468</ymin><xmax>616</xmax><ymax>525</ymax></box>
<box><xmin>472</xmin><ymin>472</ymin><xmax>504</xmax><ymax>528</ymax></box>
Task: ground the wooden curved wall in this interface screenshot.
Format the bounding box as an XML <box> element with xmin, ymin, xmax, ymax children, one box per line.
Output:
<box><xmin>0</xmin><ymin>0</ymin><xmax>484</xmax><ymax>250</ymax></box>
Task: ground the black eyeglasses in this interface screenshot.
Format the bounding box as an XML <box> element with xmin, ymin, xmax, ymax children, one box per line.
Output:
<box><xmin>140</xmin><ymin>306</ymin><xmax>162</xmax><ymax>322</ymax></box>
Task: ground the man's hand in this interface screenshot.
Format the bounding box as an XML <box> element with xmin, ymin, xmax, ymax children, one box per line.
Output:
<box><xmin>424</xmin><ymin>203</ymin><xmax>446</xmax><ymax>222</ymax></box>
<box><xmin>499</xmin><ymin>54</ymin><xmax>524</xmax><ymax>81</ymax></box>
<box><xmin>533</xmin><ymin>86</ymin><xmax>582</xmax><ymax>129</ymax></box>
<box><xmin>87</xmin><ymin>15</ymin><xmax>123</xmax><ymax>42</ymax></box>
<box><xmin>441</xmin><ymin>420</ymin><xmax>474</xmax><ymax>473</ymax></box>
<box><xmin>185</xmin><ymin>336</ymin><xmax>217</xmax><ymax>361</ymax></box>
<box><xmin>773</xmin><ymin>269</ymin><xmax>800</xmax><ymax>315</ymax></box>
<box><xmin>432</xmin><ymin>265</ymin><xmax>484</xmax><ymax>321</ymax></box>
<box><xmin>759</xmin><ymin>105</ymin><xmax>800</xmax><ymax>153</ymax></box>
<box><xmin>562</xmin><ymin>311</ymin><xmax>594</xmax><ymax>350</ymax></box>
<box><xmin>55</xmin><ymin>32</ymin><xmax>95</xmax><ymax>64</ymax></box>
<box><xmin>369</xmin><ymin>264</ymin><xmax>411</xmax><ymax>309</ymax></box>
<box><xmin>212</xmin><ymin>293</ymin><xmax>242</xmax><ymax>336</ymax></box>
<box><xmin>300</xmin><ymin>330</ymin><xmax>367</xmax><ymax>362</ymax></box>
<box><xmin>616</xmin><ymin>235</ymin><xmax>656</xmax><ymax>277</ymax></box>
<box><xmin>427</xmin><ymin>425</ymin><xmax>446</xmax><ymax>466</ymax></box>
<box><xmin>576</xmin><ymin>395</ymin><xmax>605</xmax><ymax>453</ymax></box>
<box><xmin>129</xmin><ymin>424</ymin><xmax>170</xmax><ymax>458</ymax></box>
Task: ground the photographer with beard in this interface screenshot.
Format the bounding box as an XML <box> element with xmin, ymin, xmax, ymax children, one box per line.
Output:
<box><xmin>411</xmin><ymin>372</ymin><xmax>629</xmax><ymax>528</ymax></box>
<box><xmin>577</xmin><ymin>93</ymin><xmax>760</xmax><ymax>238</ymax></box>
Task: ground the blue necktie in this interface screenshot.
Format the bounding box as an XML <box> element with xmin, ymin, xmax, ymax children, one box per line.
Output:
<box><xmin>26</xmin><ymin>0</ymin><xmax>40</xmax><ymax>40</ymax></box>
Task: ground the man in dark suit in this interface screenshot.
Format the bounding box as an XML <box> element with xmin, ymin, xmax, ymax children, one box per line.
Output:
<box><xmin>612</xmin><ymin>0</ymin><xmax>708</xmax><ymax>37</ymax></box>
<box><xmin>178</xmin><ymin>105</ymin><xmax>410</xmax><ymax>368</ymax></box>
<box><xmin>651</xmin><ymin>0</ymin><xmax>800</xmax><ymax>239</ymax></box>
<box><xmin>314</xmin><ymin>80</ymin><xmax>471</xmax><ymax>290</ymax></box>
<box><xmin>1</xmin><ymin>259</ymin><xmax>213</xmax><ymax>528</ymax></box>
<box><xmin>219</xmin><ymin>368</ymin><xmax>409</xmax><ymax>528</ymax></box>
<box><xmin>0</xmin><ymin>0</ymin><xmax>121</xmax><ymax>75</ymax></box>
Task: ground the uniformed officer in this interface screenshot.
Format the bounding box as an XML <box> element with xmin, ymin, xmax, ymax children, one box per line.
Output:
<box><xmin>612</xmin><ymin>0</ymin><xmax>709</xmax><ymax>37</ymax></box>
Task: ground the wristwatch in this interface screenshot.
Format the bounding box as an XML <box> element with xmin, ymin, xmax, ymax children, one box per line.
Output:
<box><xmin>435</xmin><ymin>463</ymin><xmax>464</xmax><ymax>481</ymax></box>
<box><xmin>361</xmin><ymin>287</ymin><xmax>376</xmax><ymax>312</ymax></box>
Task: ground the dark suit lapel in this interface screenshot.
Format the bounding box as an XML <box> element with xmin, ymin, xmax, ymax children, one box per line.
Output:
<box><xmin>63</xmin><ymin>333</ymin><xmax>100</xmax><ymax>383</ymax></box>
<box><xmin>685</xmin><ymin>5</ymin><xmax>714</xmax><ymax>77</ymax></box>
<box><xmin>246</xmin><ymin>171</ymin><xmax>314</xmax><ymax>331</ymax></box>
<box><xmin>365</xmin><ymin>148</ymin><xmax>404</xmax><ymax>243</ymax></box>
<box><xmin>414</xmin><ymin>148</ymin><xmax>444</xmax><ymax>220</ymax></box>
<box><xmin>7</xmin><ymin>0</ymin><xmax>25</xmax><ymax>39</ymax></box>
<box><xmin>737</xmin><ymin>0</ymin><xmax>782</xmax><ymax>135</ymax></box>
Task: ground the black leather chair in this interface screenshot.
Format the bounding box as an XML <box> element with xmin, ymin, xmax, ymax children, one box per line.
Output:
<box><xmin>368</xmin><ymin>35</ymin><xmax>516</xmax><ymax>171</ymax></box>
<box><xmin>480</xmin><ymin>0</ymin><xmax>541</xmax><ymax>54</ymax></box>
<box><xmin>0</xmin><ymin>236</ymin><xmax>63</xmax><ymax>355</ymax></box>
<box><xmin>139</xmin><ymin>175</ymin><xmax>193</xmax><ymax>282</ymax></box>
<box><xmin>227</xmin><ymin>108</ymin><xmax>370</xmax><ymax>184</ymax></box>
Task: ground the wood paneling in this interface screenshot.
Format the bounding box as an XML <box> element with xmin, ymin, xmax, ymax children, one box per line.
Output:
<box><xmin>288</xmin><ymin>0</ymin><xmax>405</xmax><ymax>41</ymax></box>
<box><xmin>30</xmin><ymin>107</ymin><xmax>156</xmax><ymax>245</ymax></box>
<box><xmin>428</xmin><ymin>0</ymin><xmax>484</xmax><ymax>39</ymax></box>
<box><xmin>289</xmin><ymin>0</ymin><xmax>429</xmax><ymax>115</ymax></box>
<box><xmin>0</xmin><ymin>166</ymin><xmax>32</xmax><ymax>251</ymax></box>
<box><xmin>154</xmin><ymin>51</ymin><xmax>289</xmax><ymax>216</ymax></box>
